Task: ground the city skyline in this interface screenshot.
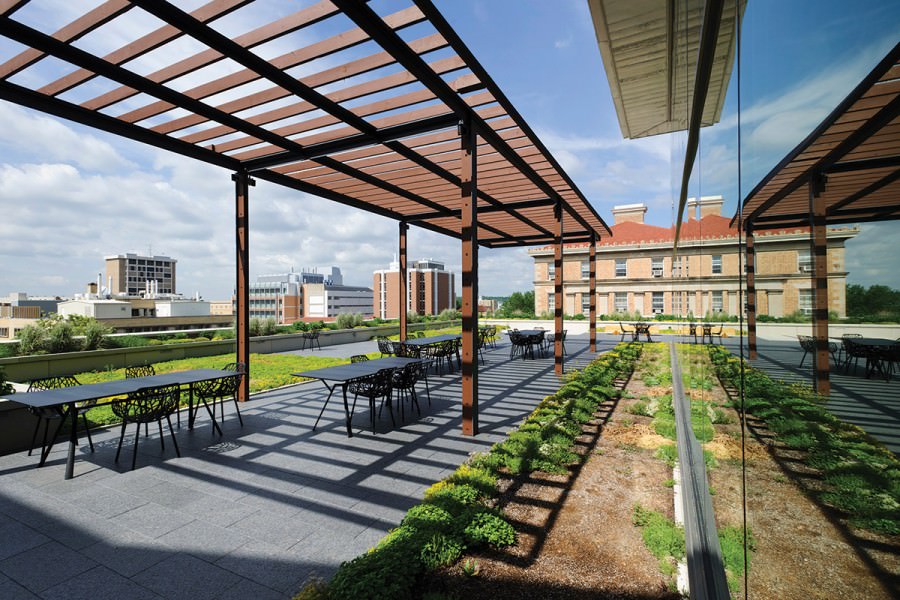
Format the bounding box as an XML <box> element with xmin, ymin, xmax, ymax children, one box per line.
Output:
<box><xmin>1</xmin><ymin>0</ymin><xmax>898</xmax><ymax>300</ymax></box>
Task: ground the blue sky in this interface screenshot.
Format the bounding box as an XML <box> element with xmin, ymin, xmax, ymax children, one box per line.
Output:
<box><xmin>0</xmin><ymin>0</ymin><xmax>898</xmax><ymax>300</ymax></box>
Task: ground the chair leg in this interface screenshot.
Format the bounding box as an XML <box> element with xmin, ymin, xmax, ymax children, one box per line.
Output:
<box><xmin>231</xmin><ymin>394</ymin><xmax>244</xmax><ymax>426</ymax></box>
<box><xmin>81</xmin><ymin>413</ymin><xmax>95</xmax><ymax>453</ymax></box>
<box><xmin>157</xmin><ymin>420</ymin><xmax>165</xmax><ymax>452</ymax></box>
<box><xmin>799</xmin><ymin>350</ymin><xmax>808</xmax><ymax>368</ymax></box>
<box><xmin>131</xmin><ymin>424</ymin><xmax>141</xmax><ymax>471</ymax></box>
<box><xmin>166</xmin><ymin>414</ymin><xmax>180</xmax><ymax>457</ymax></box>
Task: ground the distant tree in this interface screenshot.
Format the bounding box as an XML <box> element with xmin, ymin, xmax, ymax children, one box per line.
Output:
<box><xmin>847</xmin><ymin>283</ymin><xmax>900</xmax><ymax>318</ymax></box>
<box><xmin>15</xmin><ymin>324</ymin><xmax>47</xmax><ymax>355</ymax></box>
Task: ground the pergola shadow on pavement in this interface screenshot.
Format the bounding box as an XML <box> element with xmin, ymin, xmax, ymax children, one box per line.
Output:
<box><xmin>0</xmin><ymin>336</ymin><xmax>610</xmax><ymax>599</ymax></box>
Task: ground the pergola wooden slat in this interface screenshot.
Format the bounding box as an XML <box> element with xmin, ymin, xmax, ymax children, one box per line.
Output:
<box><xmin>736</xmin><ymin>43</ymin><xmax>900</xmax><ymax>394</ymax></box>
<box><xmin>0</xmin><ymin>0</ymin><xmax>611</xmax><ymax>441</ymax></box>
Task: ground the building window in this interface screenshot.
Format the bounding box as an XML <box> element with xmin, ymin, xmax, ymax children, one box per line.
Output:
<box><xmin>673</xmin><ymin>293</ymin><xmax>683</xmax><ymax>316</ymax></box>
<box><xmin>651</xmin><ymin>257</ymin><xmax>664</xmax><ymax>277</ymax></box>
<box><xmin>0</xmin><ymin>327</ymin><xmax>8</xmax><ymax>337</ymax></box>
<box><xmin>798</xmin><ymin>249</ymin><xmax>813</xmax><ymax>273</ymax></box>
<box><xmin>712</xmin><ymin>291</ymin><xmax>723</xmax><ymax>312</ymax></box>
<box><xmin>652</xmin><ymin>292</ymin><xmax>664</xmax><ymax>313</ymax></box>
<box><xmin>614</xmin><ymin>292</ymin><xmax>627</xmax><ymax>312</ymax></box>
<box><xmin>581</xmin><ymin>261</ymin><xmax>590</xmax><ymax>279</ymax></box>
<box><xmin>712</xmin><ymin>255</ymin><xmax>722</xmax><ymax>275</ymax></box>
<box><xmin>799</xmin><ymin>289</ymin><xmax>813</xmax><ymax>315</ymax></box>
<box><xmin>581</xmin><ymin>294</ymin><xmax>590</xmax><ymax>315</ymax></box>
<box><xmin>548</xmin><ymin>263</ymin><xmax>555</xmax><ymax>281</ymax></box>
<box><xmin>547</xmin><ymin>292</ymin><xmax>555</xmax><ymax>311</ymax></box>
<box><xmin>615</xmin><ymin>258</ymin><xmax>627</xmax><ymax>277</ymax></box>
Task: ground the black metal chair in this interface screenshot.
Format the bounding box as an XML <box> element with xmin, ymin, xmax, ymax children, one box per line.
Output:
<box><xmin>389</xmin><ymin>363</ymin><xmax>421</xmax><ymax>422</ymax></box>
<box><xmin>193</xmin><ymin>367</ymin><xmax>244</xmax><ymax>433</ymax></box>
<box><xmin>842</xmin><ymin>337</ymin><xmax>868</xmax><ymax>374</ymax></box>
<box><xmin>618</xmin><ymin>321</ymin><xmax>634</xmax><ymax>342</ymax></box>
<box><xmin>112</xmin><ymin>384</ymin><xmax>181</xmax><ymax>470</ymax></box>
<box><xmin>27</xmin><ymin>375</ymin><xmax>94</xmax><ymax>463</ymax></box>
<box><xmin>545</xmin><ymin>330</ymin><xmax>567</xmax><ymax>356</ymax></box>
<box><xmin>348</xmin><ymin>368</ymin><xmax>394</xmax><ymax>432</ymax></box>
<box><xmin>302</xmin><ymin>329</ymin><xmax>321</xmax><ymax>351</ymax></box>
<box><xmin>376</xmin><ymin>337</ymin><xmax>394</xmax><ymax>357</ymax></box>
<box><xmin>350</xmin><ymin>355</ymin><xmax>370</xmax><ymax>363</ymax></box>
<box><xmin>798</xmin><ymin>335</ymin><xmax>839</xmax><ymax>368</ymax></box>
<box><xmin>126</xmin><ymin>364</ymin><xmax>168</xmax><ymax>429</ymax></box>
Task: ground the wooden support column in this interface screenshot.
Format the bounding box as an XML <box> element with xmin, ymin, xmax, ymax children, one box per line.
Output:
<box><xmin>810</xmin><ymin>174</ymin><xmax>830</xmax><ymax>395</ymax></box>
<box><xmin>460</xmin><ymin>118</ymin><xmax>478</xmax><ymax>436</ymax></box>
<box><xmin>399</xmin><ymin>221</ymin><xmax>408</xmax><ymax>341</ymax></box>
<box><xmin>746</xmin><ymin>225</ymin><xmax>758</xmax><ymax>360</ymax></box>
<box><xmin>233</xmin><ymin>170</ymin><xmax>254</xmax><ymax>402</ymax></box>
<box><xmin>554</xmin><ymin>201</ymin><xmax>564</xmax><ymax>375</ymax></box>
<box><xmin>589</xmin><ymin>232</ymin><xmax>597</xmax><ymax>352</ymax></box>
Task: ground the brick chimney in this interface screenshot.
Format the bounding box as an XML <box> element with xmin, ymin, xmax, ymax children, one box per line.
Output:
<box><xmin>686</xmin><ymin>197</ymin><xmax>699</xmax><ymax>220</ymax></box>
<box><xmin>697</xmin><ymin>195</ymin><xmax>724</xmax><ymax>218</ymax></box>
<box><xmin>611</xmin><ymin>203</ymin><xmax>647</xmax><ymax>225</ymax></box>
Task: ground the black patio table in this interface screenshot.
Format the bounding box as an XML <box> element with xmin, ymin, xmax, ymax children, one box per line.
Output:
<box><xmin>399</xmin><ymin>334</ymin><xmax>461</xmax><ymax>347</ymax></box>
<box><xmin>1</xmin><ymin>369</ymin><xmax>239</xmax><ymax>480</ymax></box>
<box><xmin>509</xmin><ymin>330</ymin><xmax>546</xmax><ymax>359</ymax></box>
<box><xmin>293</xmin><ymin>357</ymin><xmax>423</xmax><ymax>437</ymax></box>
<box><xmin>632</xmin><ymin>322</ymin><xmax>653</xmax><ymax>342</ymax></box>
<box><xmin>851</xmin><ymin>338</ymin><xmax>900</xmax><ymax>380</ymax></box>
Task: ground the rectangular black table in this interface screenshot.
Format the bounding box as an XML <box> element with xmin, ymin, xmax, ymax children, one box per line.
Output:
<box><xmin>293</xmin><ymin>357</ymin><xmax>422</xmax><ymax>437</ymax></box>
<box><xmin>400</xmin><ymin>334</ymin><xmax>461</xmax><ymax>347</ymax></box>
<box><xmin>1</xmin><ymin>369</ymin><xmax>238</xmax><ymax>479</ymax></box>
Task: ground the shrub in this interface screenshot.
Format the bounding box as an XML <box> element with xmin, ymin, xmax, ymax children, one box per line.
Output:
<box><xmin>437</xmin><ymin>308</ymin><xmax>460</xmax><ymax>321</ymax></box>
<box><xmin>261</xmin><ymin>317</ymin><xmax>279</xmax><ymax>336</ymax></box>
<box><xmin>47</xmin><ymin>321</ymin><xmax>78</xmax><ymax>353</ymax></box>
<box><xmin>15</xmin><ymin>324</ymin><xmax>47</xmax><ymax>355</ymax></box>
<box><xmin>0</xmin><ymin>367</ymin><xmax>15</xmax><ymax>395</ymax></box>
<box><xmin>419</xmin><ymin>532</ymin><xmax>464</xmax><ymax>570</ymax></box>
<box><xmin>82</xmin><ymin>320</ymin><xmax>112</xmax><ymax>350</ymax></box>
<box><xmin>335</xmin><ymin>312</ymin><xmax>365</xmax><ymax>329</ymax></box>
<box><xmin>248</xmin><ymin>317</ymin><xmax>261</xmax><ymax>336</ymax></box>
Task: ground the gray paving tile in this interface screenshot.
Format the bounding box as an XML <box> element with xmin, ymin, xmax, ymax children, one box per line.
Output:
<box><xmin>59</xmin><ymin>484</ymin><xmax>149</xmax><ymax>519</ymax></box>
<box><xmin>40</xmin><ymin>565</ymin><xmax>162</xmax><ymax>600</ymax></box>
<box><xmin>210</xmin><ymin>576</ymin><xmax>284</xmax><ymax>600</ymax></box>
<box><xmin>226</xmin><ymin>507</ymin><xmax>317</xmax><ymax>549</ymax></box>
<box><xmin>158</xmin><ymin>520</ymin><xmax>252</xmax><ymax>562</ymax></box>
<box><xmin>177</xmin><ymin>493</ymin><xmax>260</xmax><ymax>529</ymax></box>
<box><xmin>132</xmin><ymin>554</ymin><xmax>242</xmax><ymax>600</ymax></box>
<box><xmin>0</xmin><ymin>573</ymin><xmax>40</xmax><ymax>600</ymax></box>
<box><xmin>133</xmin><ymin>480</ymin><xmax>213</xmax><ymax>511</ymax></box>
<box><xmin>81</xmin><ymin>528</ymin><xmax>174</xmax><ymax>578</ymax></box>
<box><xmin>112</xmin><ymin>502</ymin><xmax>195</xmax><ymax>539</ymax></box>
<box><xmin>214</xmin><ymin>540</ymin><xmax>313</xmax><ymax>594</ymax></box>
<box><xmin>0</xmin><ymin>541</ymin><xmax>97</xmax><ymax>594</ymax></box>
<box><xmin>0</xmin><ymin>520</ymin><xmax>50</xmax><ymax>561</ymax></box>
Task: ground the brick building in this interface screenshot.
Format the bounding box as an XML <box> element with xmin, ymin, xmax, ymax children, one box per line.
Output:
<box><xmin>373</xmin><ymin>258</ymin><xmax>455</xmax><ymax>319</ymax></box>
<box><xmin>530</xmin><ymin>197</ymin><xmax>858</xmax><ymax>319</ymax></box>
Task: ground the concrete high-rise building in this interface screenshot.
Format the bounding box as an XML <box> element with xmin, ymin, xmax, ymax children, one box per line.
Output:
<box><xmin>105</xmin><ymin>253</ymin><xmax>176</xmax><ymax>296</ymax></box>
<box><xmin>373</xmin><ymin>258</ymin><xmax>455</xmax><ymax>319</ymax></box>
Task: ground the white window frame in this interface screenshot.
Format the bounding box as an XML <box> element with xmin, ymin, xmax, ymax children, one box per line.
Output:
<box><xmin>652</xmin><ymin>292</ymin><xmax>664</xmax><ymax>314</ymax></box>
<box><xmin>711</xmin><ymin>291</ymin><xmax>723</xmax><ymax>312</ymax></box>
<box><xmin>581</xmin><ymin>261</ymin><xmax>590</xmax><ymax>280</ymax></box>
<box><xmin>798</xmin><ymin>249</ymin><xmax>813</xmax><ymax>273</ymax></box>
<box><xmin>547</xmin><ymin>291</ymin><xmax>555</xmax><ymax>311</ymax></box>
<box><xmin>581</xmin><ymin>294</ymin><xmax>590</xmax><ymax>315</ymax></box>
<box><xmin>548</xmin><ymin>263</ymin><xmax>555</xmax><ymax>281</ymax></box>
<box><xmin>651</xmin><ymin>257</ymin><xmax>664</xmax><ymax>278</ymax></box>
<box><xmin>711</xmin><ymin>254</ymin><xmax>722</xmax><ymax>275</ymax></box>
<box><xmin>614</xmin><ymin>292</ymin><xmax>627</xmax><ymax>312</ymax></box>
<box><xmin>798</xmin><ymin>289</ymin><xmax>813</xmax><ymax>315</ymax></box>
<box><xmin>615</xmin><ymin>258</ymin><xmax>627</xmax><ymax>277</ymax></box>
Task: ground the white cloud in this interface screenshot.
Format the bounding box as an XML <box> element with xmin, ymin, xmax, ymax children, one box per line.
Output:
<box><xmin>0</xmin><ymin>103</ymin><xmax>135</xmax><ymax>173</ymax></box>
<box><xmin>845</xmin><ymin>222</ymin><xmax>900</xmax><ymax>290</ymax></box>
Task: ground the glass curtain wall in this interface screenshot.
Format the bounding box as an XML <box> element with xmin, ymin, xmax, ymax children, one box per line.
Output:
<box><xmin>680</xmin><ymin>1</ymin><xmax>900</xmax><ymax>598</ymax></box>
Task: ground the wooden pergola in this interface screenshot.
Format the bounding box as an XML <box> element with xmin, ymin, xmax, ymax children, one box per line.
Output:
<box><xmin>735</xmin><ymin>42</ymin><xmax>900</xmax><ymax>394</ymax></box>
<box><xmin>0</xmin><ymin>0</ymin><xmax>610</xmax><ymax>435</ymax></box>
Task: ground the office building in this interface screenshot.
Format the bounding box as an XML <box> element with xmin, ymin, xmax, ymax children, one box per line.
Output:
<box><xmin>105</xmin><ymin>253</ymin><xmax>176</xmax><ymax>296</ymax></box>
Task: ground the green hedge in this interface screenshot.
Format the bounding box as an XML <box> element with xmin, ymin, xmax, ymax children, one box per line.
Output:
<box><xmin>298</xmin><ymin>343</ymin><xmax>643</xmax><ymax>599</ymax></box>
<box><xmin>708</xmin><ymin>345</ymin><xmax>900</xmax><ymax>535</ymax></box>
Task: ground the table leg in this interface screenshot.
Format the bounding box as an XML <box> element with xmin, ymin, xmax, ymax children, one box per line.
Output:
<box><xmin>312</xmin><ymin>383</ymin><xmax>337</xmax><ymax>431</ymax></box>
<box><xmin>64</xmin><ymin>403</ymin><xmax>76</xmax><ymax>480</ymax></box>
<box><xmin>188</xmin><ymin>383</ymin><xmax>196</xmax><ymax>430</ymax></box>
<box><xmin>342</xmin><ymin>383</ymin><xmax>353</xmax><ymax>438</ymax></box>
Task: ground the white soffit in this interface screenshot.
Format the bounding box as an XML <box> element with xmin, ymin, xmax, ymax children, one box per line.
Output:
<box><xmin>588</xmin><ymin>0</ymin><xmax>744</xmax><ymax>139</ymax></box>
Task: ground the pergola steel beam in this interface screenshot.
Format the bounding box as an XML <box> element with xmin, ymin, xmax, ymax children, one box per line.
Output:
<box><xmin>399</xmin><ymin>222</ymin><xmax>408</xmax><ymax>341</ymax></box>
<box><xmin>745</xmin><ymin>225</ymin><xmax>757</xmax><ymax>360</ymax></box>
<box><xmin>554</xmin><ymin>201</ymin><xmax>564</xmax><ymax>376</ymax></box>
<box><xmin>404</xmin><ymin>198</ymin><xmax>555</xmax><ymax>221</ymax></box>
<box><xmin>460</xmin><ymin>117</ymin><xmax>478</xmax><ymax>436</ymax></box>
<box><xmin>233</xmin><ymin>171</ymin><xmax>253</xmax><ymax>403</ymax></box>
<box><xmin>589</xmin><ymin>232</ymin><xmax>597</xmax><ymax>353</ymax></box>
<box><xmin>809</xmin><ymin>174</ymin><xmax>831</xmax><ymax>396</ymax></box>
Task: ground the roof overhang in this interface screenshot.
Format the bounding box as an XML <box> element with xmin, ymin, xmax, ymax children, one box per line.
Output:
<box><xmin>736</xmin><ymin>43</ymin><xmax>900</xmax><ymax>229</ymax></box>
<box><xmin>587</xmin><ymin>0</ymin><xmax>744</xmax><ymax>139</ymax></box>
<box><xmin>0</xmin><ymin>0</ymin><xmax>611</xmax><ymax>247</ymax></box>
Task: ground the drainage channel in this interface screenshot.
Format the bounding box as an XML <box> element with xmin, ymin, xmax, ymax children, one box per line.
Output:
<box><xmin>669</xmin><ymin>341</ymin><xmax>730</xmax><ymax>599</ymax></box>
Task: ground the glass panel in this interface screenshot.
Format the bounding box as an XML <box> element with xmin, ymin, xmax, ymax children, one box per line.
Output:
<box><xmin>615</xmin><ymin>258</ymin><xmax>626</xmax><ymax>277</ymax></box>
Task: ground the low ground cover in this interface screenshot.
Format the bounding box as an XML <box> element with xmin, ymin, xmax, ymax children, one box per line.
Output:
<box><xmin>294</xmin><ymin>343</ymin><xmax>643</xmax><ymax>599</ymax></box>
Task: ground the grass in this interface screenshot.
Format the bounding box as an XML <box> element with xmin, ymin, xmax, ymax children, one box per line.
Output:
<box><xmin>632</xmin><ymin>504</ymin><xmax>685</xmax><ymax>578</ymax></box>
<box><xmin>76</xmin><ymin>352</ymin><xmax>372</xmax><ymax>427</ymax></box>
<box><xmin>709</xmin><ymin>344</ymin><xmax>900</xmax><ymax>535</ymax></box>
<box><xmin>719</xmin><ymin>526</ymin><xmax>754</xmax><ymax>593</ymax></box>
